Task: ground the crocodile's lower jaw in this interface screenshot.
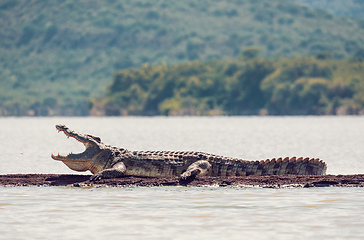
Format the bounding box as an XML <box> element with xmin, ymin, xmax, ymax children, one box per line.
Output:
<box><xmin>51</xmin><ymin>154</ymin><xmax>92</xmax><ymax>172</ymax></box>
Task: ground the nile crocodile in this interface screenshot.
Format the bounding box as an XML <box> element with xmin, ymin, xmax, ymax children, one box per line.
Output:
<box><xmin>51</xmin><ymin>124</ymin><xmax>327</xmax><ymax>182</ymax></box>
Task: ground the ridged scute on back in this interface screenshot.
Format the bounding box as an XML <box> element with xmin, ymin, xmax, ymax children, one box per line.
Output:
<box><xmin>254</xmin><ymin>156</ymin><xmax>327</xmax><ymax>176</ymax></box>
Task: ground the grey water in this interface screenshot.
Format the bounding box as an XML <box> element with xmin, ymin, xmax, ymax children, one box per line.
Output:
<box><xmin>0</xmin><ymin>116</ymin><xmax>364</xmax><ymax>239</ymax></box>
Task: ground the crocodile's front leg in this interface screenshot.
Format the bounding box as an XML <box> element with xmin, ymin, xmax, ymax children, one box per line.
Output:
<box><xmin>180</xmin><ymin>160</ymin><xmax>212</xmax><ymax>183</ymax></box>
<box><xmin>90</xmin><ymin>161</ymin><xmax>126</xmax><ymax>181</ymax></box>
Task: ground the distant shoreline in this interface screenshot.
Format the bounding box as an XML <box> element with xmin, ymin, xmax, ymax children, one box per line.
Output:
<box><xmin>1</xmin><ymin>174</ymin><xmax>363</xmax><ymax>188</ymax></box>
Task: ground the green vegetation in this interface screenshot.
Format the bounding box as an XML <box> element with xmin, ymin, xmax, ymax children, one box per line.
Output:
<box><xmin>1</xmin><ymin>0</ymin><xmax>364</xmax><ymax>116</ymax></box>
<box><xmin>94</xmin><ymin>53</ymin><xmax>364</xmax><ymax>116</ymax></box>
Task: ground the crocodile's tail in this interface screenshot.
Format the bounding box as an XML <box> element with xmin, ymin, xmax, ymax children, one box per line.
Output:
<box><xmin>252</xmin><ymin>157</ymin><xmax>327</xmax><ymax>176</ymax></box>
<box><xmin>217</xmin><ymin>156</ymin><xmax>327</xmax><ymax>177</ymax></box>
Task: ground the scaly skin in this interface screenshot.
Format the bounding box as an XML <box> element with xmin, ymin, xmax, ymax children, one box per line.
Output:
<box><xmin>51</xmin><ymin>124</ymin><xmax>327</xmax><ymax>182</ymax></box>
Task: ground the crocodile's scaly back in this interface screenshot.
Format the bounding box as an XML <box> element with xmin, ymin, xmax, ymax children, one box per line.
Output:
<box><xmin>126</xmin><ymin>151</ymin><xmax>326</xmax><ymax>177</ymax></box>
<box><xmin>51</xmin><ymin>124</ymin><xmax>327</xmax><ymax>181</ymax></box>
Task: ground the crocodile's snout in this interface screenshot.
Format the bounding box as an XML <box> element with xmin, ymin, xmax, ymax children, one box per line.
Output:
<box><xmin>51</xmin><ymin>124</ymin><xmax>103</xmax><ymax>172</ymax></box>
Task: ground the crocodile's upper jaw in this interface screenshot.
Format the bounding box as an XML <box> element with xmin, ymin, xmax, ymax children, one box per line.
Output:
<box><xmin>51</xmin><ymin>124</ymin><xmax>101</xmax><ymax>172</ymax></box>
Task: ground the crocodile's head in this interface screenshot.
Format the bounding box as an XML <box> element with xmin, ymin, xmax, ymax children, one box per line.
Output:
<box><xmin>51</xmin><ymin>124</ymin><xmax>104</xmax><ymax>172</ymax></box>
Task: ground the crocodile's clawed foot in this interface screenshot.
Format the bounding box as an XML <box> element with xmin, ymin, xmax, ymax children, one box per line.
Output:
<box><xmin>179</xmin><ymin>160</ymin><xmax>212</xmax><ymax>185</ymax></box>
<box><xmin>179</xmin><ymin>169</ymin><xmax>199</xmax><ymax>185</ymax></box>
<box><xmin>89</xmin><ymin>162</ymin><xmax>127</xmax><ymax>182</ymax></box>
<box><xmin>180</xmin><ymin>169</ymin><xmax>200</xmax><ymax>179</ymax></box>
<box><xmin>90</xmin><ymin>173</ymin><xmax>103</xmax><ymax>181</ymax></box>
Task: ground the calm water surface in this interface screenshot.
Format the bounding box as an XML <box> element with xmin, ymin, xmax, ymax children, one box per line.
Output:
<box><xmin>0</xmin><ymin>116</ymin><xmax>364</xmax><ymax>239</ymax></box>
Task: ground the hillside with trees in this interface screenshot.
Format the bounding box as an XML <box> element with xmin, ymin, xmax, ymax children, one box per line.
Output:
<box><xmin>1</xmin><ymin>0</ymin><xmax>364</xmax><ymax>116</ymax></box>
<box><xmin>92</xmin><ymin>51</ymin><xmax>364</xmax><ymax>116</ymax></box>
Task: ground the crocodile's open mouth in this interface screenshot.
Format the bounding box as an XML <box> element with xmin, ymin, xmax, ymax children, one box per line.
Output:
<box><xmin>51</xmin><ymin>124</ymin><xmax>99</xmax><ymax>171</ymax></box>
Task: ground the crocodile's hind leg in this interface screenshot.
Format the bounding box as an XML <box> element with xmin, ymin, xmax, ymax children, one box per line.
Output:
<box><xmin>90</xmin><ymin>162</ymin><xmax>126</xmax><ymax>181</ymax></box>
<box><xmin>180</xmin><ymin>160</ymin><xmax>212</xmax><ymax>184</ymax></box>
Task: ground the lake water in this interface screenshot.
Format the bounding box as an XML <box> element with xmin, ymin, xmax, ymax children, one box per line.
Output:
<box><xmin>0</xmin><ymin>116</ymin><xmax>364</xmax><ymax>239</ymax></box>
